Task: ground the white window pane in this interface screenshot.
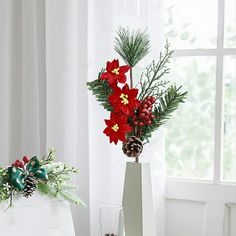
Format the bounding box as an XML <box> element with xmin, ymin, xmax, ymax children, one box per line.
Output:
<box><xmin>224</xmin><ymin>0</ymin><xmax>236</xmax><ymax>48</ymax></box>
<box><xmin>164</xmin><ymin>0</ymin><xmax>218</xmax><ymax>49</ymax></box>
<box><xmin>166</xmin><ymin>57</ymin><xmax>216</xmax><ymax>179</ymax></box>
<box><xmin>223</xmin><ymin>56</ymin><xmax>236</xmax><ymax>181</ymax></box>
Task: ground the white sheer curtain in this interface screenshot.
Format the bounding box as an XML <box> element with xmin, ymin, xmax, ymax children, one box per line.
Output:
<box><xmin>0</xmin><ymin>0</ymin><xmax>165</xmax><ymax>235</ymax></box>
<box><xmin>88</xmin><ymin>0</ymin><xmax>165</xmax><ymax>235</ymax></box>
<box><xmin>0</xmin><ymin>0</ymin><xmax>89</xmax><ymax>235</ymax></box>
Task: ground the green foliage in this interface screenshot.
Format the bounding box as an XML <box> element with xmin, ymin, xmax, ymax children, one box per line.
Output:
<box><xmin>114</xmin><ymin>27</ymin><xmax>151</xmax><ymax>67</ymax></box>
<box><xmin>40</xmin><ymin>148</ymin><xmax>56</xmax><ymax>166</ymax></box>
<box><xmin>0</xmin><ymin>168</ymin><xmax>12</xmax><ymax>202</ymax></box>
<box><xmin>37</xmin><ymin>182</ymin><xmax>58</xmax><ymax>198</ymax></box>
<box><xmin>87</xmin><ymin>76</ymin><xmax>113</xmax><ymax>112</ymax></box>
<box><xmin>136</xmin><ymin>42</ymin><xmax>187</xmax><ymax>142</ymax></box>
<box><xmin>59</xmin><ymin>191</ymin><xmax>86</xmax><ymax>207</ymax></box>
<box><xmin>41</xmin><ymin>160</ymin><xmax>86</xmax><ymax>207</ymax></box>
<box><xmin>141</xmin><ymin>85</ymin><xmax>187</xmax><ymax>142</ymax></box>
<box><xmin>0</xmin><ymin>149</ymin><xmax>85</xmax><ymax>209</ymax></box>
<box><xmin>138</xmin><ymin>42</ymin><xmax>174</xmax><ymax>100</ymax></box>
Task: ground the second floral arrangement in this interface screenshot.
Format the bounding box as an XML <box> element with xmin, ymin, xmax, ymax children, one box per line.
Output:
<box><xmin>0</xmin><ymin>149</ymin><xmax>85</xmax><ymax>209</ymax></box>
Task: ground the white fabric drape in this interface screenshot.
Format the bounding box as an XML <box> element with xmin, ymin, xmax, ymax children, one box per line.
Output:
<box><xmin>0</xmin><ymin>0</ymin><xmax>89</xmax><ymax>235</ymax></box>
<box><xmin>88</xmin><ymin>0</ymin><xmax>165</xmax><ymax>235</ymax></box>
<box><xmin>0</xmin><ymin>0</ymin><xmax>46</xmax><ymax>164</ymax></box>
<box><xmin>0</xmin><ymin>0</ymin><xmax>165</xmax><ymax>235</ymax></box>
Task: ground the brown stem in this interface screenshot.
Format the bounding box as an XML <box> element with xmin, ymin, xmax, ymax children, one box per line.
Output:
<box><xmin>130</xmin><ymin>67</ymin><xmax>136</xmax><ymax>138</ymax></box>
<box><xmin>134</xmin><ymin>125</ymin><xmax>138</xmax><ymax>136</ymax></box>
<box><xmin>130</xmin><ymin>67</ymin><xmax>133</xmax><ymax>88</ymax></box>
<box><xmin>130</xmin><ymin>67</ymin><xmax>140</xmax><ymax>164</ymax></box>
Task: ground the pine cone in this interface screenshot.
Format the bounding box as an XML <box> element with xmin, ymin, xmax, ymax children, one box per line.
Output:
<box><xmin>22</xmin><ymin>175</ymin><xmax>38</xmax><ymax>198</ymax></box>
<box><xmin>122</xmin><ymin>136</ymin><xmax>143</xmax><ymax>158</ymax></box>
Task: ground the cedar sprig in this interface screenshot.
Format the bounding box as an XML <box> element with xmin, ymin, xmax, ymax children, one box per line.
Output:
<box><xmin>40</xmin><ymin>148</ymin><xmax>55</xmax><ymax>166</ymax></box>
<box><xmin>141</xmin><ymin>85</ymin><xmax>187</xmax><ymax>142</ymax></box>
<box><xmin>138</xmin><ymin>41</ymin><xmax>174</xmax><ymax>101</ymax></box>
<box><xmin>114</xmin><ymin>27</ymin><xmax>151</xmax><ymax>67</ymax></box>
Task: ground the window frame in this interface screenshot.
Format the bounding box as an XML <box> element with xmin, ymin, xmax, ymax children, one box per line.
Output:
<box><xmin>166</xmin><ymin>0</ymin><xmax>236</xmax><ymax>184</ymax></box>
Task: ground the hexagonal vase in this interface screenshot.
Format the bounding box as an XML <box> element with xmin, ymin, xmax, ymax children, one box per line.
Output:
<box><xmin>122</xmin><ymin>162</ymin><xmax>156</xmax><ymax>236</ymax></box>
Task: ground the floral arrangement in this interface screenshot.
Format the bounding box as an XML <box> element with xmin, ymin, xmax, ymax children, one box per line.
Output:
<box><xmin>0</xmin><ymin>149</ymin><xmax>85</xmax><ymax>209</ymax></box>
<box><xmin>88</xmin><ymin>28</ymin><xmax>187</xmax><ymax>162</ymax></box>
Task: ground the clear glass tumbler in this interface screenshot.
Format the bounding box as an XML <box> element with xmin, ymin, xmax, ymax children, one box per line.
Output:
<box><xmin>99</xmin><ymin>205</ymin><xmax>125</xmax><ymax>236</ymax></box>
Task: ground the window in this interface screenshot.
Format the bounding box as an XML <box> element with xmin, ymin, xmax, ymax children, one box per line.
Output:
<box><xmin>164</xmin><ymin>0</ymin><xmax>236</xmax><ymax>182</ymax></box>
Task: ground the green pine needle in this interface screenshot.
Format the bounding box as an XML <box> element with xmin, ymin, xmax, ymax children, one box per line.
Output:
<box><xmin>114</xmin><ymin>27</ymin><xmax>151</xmax><ymax>67</ymax></box>
<box><xmin>141</xmin><ymin>85</ymin><xmax>187</xmax><ymax>142</ymax></box>
<box><xmin>60</xmin><ymin>183</ymin><xmax>79</xmax><ymax>191</ymax></box>
<box><xmin>59</xmin><ymin>191</ymin><xmax>86</xmax><ymax>207</ymax></box>
<box><xmin>87</xmin><ymin>77</ymin><xmax>113</xmax><ymax>112</ymax></box>
<box><xmin>37</xmin><ymin>182</ymin><xmax>58</xmax><ymax>198</ymax></box>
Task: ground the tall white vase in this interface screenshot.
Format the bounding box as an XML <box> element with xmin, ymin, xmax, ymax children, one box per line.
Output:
<box><xmin>0</xmin><ymin>192</ymin><xmax>76</xmax><ymax>236</ymax></box>
<box><xmin>122</xmin><ymin>162</ymin><xmax>156</xmax><ymax>236</ymax></box>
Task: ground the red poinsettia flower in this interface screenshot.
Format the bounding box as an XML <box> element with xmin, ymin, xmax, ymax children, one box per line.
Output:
<box><xmin>100</xmin><ymin>59</ymin><xmax>130</xmax><ymax>85</ymax></box>
<box><xmin>109</xmin><ymin>84</ymin><xmax>139</xmax><ymax>116</ymax></box>
<box><xmin>103</xmin><ymin>113</ymin><xmax>132</xmax><ymax>144</ymax></box>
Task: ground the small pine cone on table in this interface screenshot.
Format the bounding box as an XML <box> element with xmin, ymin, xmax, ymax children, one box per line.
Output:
<box><xmin>122</xmin><ymin>136</ymin><xmax>143</xmax><ymax>158</ymax></box>
<box><xmin>22</xmin><ymin>175</ymin><xmax>38</xmax><ymax>198</ymax></box>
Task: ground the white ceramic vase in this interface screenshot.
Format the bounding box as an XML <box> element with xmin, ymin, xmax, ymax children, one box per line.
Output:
<box><xmin>122</xmin><ymin>162</ymin><xmax>156</xmax><ymax>236</ymax></box>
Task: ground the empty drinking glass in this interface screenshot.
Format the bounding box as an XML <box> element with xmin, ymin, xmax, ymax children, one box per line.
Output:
<box><xmin>99</xmin><ymin>205</ymin><xmax>125</xmax><ymax>236</ymax></box>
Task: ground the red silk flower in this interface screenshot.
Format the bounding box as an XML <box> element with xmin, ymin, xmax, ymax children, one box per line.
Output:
<box><xmin>100</xmin><ymin>59</ymin><xmax>130</xmax><ymax>85</ymax></box>
<box><xmin>103</xmin><ymin>113</ymin><xmax>132</xmax><ymax>144</ymax></box>
<box><xmin>109</xmin><ymin>84</ymin><xmax>139</xmax><ymax>116</ymax></box>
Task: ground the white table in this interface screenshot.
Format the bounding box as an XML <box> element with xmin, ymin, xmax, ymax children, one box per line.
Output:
<box><xmin>0</xmin><ymin>192</ymin><xmax>76</xmax><ymax>236</ymax></box>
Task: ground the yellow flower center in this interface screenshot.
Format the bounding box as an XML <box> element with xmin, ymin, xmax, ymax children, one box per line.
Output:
<box><xmin>120</xmin><ymin>93</ymin><xmax>129</xmax><ymax>105</ymax></box>
<box><xmin>112</xmin><ymin>67</ymin><xmax>120</xmax><ymax>75</ymax></box>
<box><xmin>111</xmin><ymin>124</ymin><xmax>119</xmax><ymax>132</ymax></box>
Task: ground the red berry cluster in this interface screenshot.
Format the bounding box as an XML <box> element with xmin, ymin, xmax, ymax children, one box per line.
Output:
<box><xmin>12</xmin><ymin>156</ymin><xmax>30</xmax><ymax>168</ymax></box>
<box><xmin>132</xmin><ymin>96</ymin><xmax>156</xmax><ymax>127</ymax></box>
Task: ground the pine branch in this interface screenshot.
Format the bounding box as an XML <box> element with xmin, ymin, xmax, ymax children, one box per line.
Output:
<box><xmin>114</xmin><ymin>27</ymin><xmax>151</xmax><ymax>67</ymax></box>
<box><xmin>40</xmin><ymin>148</ymin><xmax>55</xmax><ymax>166</ymax></box>
<box><xmin>141</xmin><ymin>85</ymin><xmax>187</xmax><ymax>142</ymax></box>
<box><xmin>37</xmin><ymin>182</ymin><xmax>58</xmax><ymax>198</ymax></box>
<box><xmin>87</xmin><ymin>74</ymin><xmax>113</xmax><ymax>112</ymax></box>
<box><xmin>58</xmin><ymin>190</ymin><xmax>86</xmax><ymax>207</ymax></box>
<box><xmin>138</xmin><ymin>42</ymin><xmax>174</xmax><ymax>100</ymax></box>
<box><xmin>60</xmin><ymin>183</ymin><xmax>79</xmax><ymax>191</ymax></box>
